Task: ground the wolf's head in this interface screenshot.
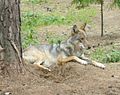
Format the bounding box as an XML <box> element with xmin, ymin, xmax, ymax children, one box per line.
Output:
<box><xmin>71</xmin><ymin>23</ymin><xmax>91</xmax><ymax>50</ymax></box>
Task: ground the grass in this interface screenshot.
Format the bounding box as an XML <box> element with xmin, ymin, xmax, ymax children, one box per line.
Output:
<box><xmin>21</xmin><ymin>7</ymin><xmax>97</xmax><ymax>48</ymax></box>
<box><xmin>21</xmin><ymin>7</ymin><xmax>97</xmax><ymax>28</ymax></box>
<box><xmin>91</xmin><ymin>47</ymin><xmax>120</xmax><ymax>63</ymax></box>
<box><xmin>45</xmin><ymin>32</ymin><xmax>67</xmax><ymax>44</ymax></box>
<box><xmin>21</xmin><ymin>0</ymin><xmax>97</xmax><ymax>48</ymax></box>
<box><xmin>21</xmin><ymin>0</ymin><xmax>48</xmax><ymax>4</ymax></box>
<box><xmin>21</xmin><ymin>29</ymin><xmax>39</xmax><ymax>48</ymax></box>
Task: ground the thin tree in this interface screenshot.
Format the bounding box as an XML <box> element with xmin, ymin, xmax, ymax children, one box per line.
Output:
<box><xmin>100</xmin><ymin>0</ymin><xmax>104</xmax><ymax>37</ymax></box>
<box><xmin>0</xmin><ymin>0</ymin><xmax>22</xmax><ymax>74</ymax></box>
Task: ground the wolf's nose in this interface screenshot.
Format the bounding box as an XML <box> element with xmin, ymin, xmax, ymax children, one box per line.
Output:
<box><xmin>87</xmin><ymin>46</ymin><xmax>91</xmax><ymax>50</ymax></box>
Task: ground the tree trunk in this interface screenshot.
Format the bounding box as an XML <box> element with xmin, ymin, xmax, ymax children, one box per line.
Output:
<box><xmin>0</xmin><ymin>0</ymin><xmax>22</xmax><ymax>72</ymax></box>
<box><xmin>101</xmin><ymin>0</ymin><xmax>104</xmax><ymax>37</ymax></box>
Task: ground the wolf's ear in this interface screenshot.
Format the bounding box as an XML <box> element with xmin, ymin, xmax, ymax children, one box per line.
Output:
<box><xmin>71</xmin><ymin>25</ymin><xmax>79</xmax><ymax>36</ymax></box>
<box><xmin>80</xmin><ymin>23</ymin><xmax>87</xmax><ymax>31</ymax></box>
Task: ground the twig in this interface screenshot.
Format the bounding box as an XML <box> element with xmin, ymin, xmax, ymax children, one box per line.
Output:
<box><xmin>10</xmin><ymin>40</ymin><xmax>22</xmax><ymax>64</ymax></box>
<box><xmin>9</xmin><ymin>40</ymin><xmax>23</xmax><ymax>72</ymax></box>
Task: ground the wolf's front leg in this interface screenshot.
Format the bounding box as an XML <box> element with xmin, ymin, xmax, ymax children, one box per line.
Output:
<box><xmin>80</xmin><ymin>54</ymin><xmax>92</xmax><ymax>63</ymax></box>
<box><xmin>81</xmin><ymin>54</ymin><xmax>105</xmax><ymax>69</ymax></box>
<box><xmin>57</xmin><ymin>56</ymin><xmax>88</xmax><ymax>65</ymax></box>
<box><xmin>91</xmin><ymin>60</ymin><xmax>105</xmax><ymax>69</ymax></box>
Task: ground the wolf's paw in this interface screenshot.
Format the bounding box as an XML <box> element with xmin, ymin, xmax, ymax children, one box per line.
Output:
<box><xmin>45</xmin><ymin>68</ymin><xmax>51</xmax><ymax>71</ymax></box>
<box><xmin>81</xmin><ymin>60</ymin><xmax>88</xmax><ymax>65</ymax></box>
<box><xmin>99</xmin><ymin>64</ymin><xmax>106</xmax><ymax>69</ymax></box>
<box><xmin>96</xmin><ymin>62</ymin><xmax>106</xmax><ymax>69</ymax></box>
<box><xmin>92</xmin><ymin>61</ymin><xmax>106</xmax><ymax>69</ymax></box>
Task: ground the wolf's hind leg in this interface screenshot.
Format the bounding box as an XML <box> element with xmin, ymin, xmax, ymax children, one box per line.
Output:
<box><xmin>33</xmin><ymin>60</ymin><xmax>51</xmax><ymax>71</ymax></box>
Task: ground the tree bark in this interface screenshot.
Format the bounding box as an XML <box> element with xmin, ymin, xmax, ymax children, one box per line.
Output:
<box><xmin>101</xmin><ymin>0</ymin><xmax>104</xmax><ymax>37</ymax></box>
<box><xmin>0</xmin><ymin>0</ymin><xmax>22</xmax><ymax>72</ymax></box>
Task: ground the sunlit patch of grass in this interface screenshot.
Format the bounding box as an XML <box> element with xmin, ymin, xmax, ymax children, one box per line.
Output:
<box><xmin>66</xmin><ymin>7</ymin><xmax>97</xmax><ymax>24</ymax></box>
<box><xmin>21</xmin><ymin>5</ymin><xmax>97</xmax><ymax>48</ymax></box>
<box><xmin>21</xmin><ymin>0</ymin><xmax>48</xmax><ymax>4</ymax></box>
<box><xmin>21</xmin><ymin>7</ymin><xmax>97</xmax><ymax>29</ymax></box>
<box><xmin>21</xmin><ymin>29</ymin><xmax>39</xmax><ymax>49</ymax></box>
<box><xmin>90</xmin><ymin>47</ymin><xmax>120</xmax><ymax>63</ymax></box>
<box><xmin>45</xmin><ymin>32</ymin><xmax>67</xmax><ymax>44</ymax></box>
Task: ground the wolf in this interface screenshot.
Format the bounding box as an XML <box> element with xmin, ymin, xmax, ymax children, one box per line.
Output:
<box><xmin>23</xmin><ymin>24</ymin><xmax>105</xmax><ymax>71</ymax></box>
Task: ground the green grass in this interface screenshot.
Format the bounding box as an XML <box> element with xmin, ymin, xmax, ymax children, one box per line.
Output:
<box><xmin>66</xmin><ymin>8</ymin><xmax>97</xmax><ymax>24</ymax></box>
<box><xmin>21</xmin><ymin>5</ymin><xmax>97</xmax><ymax>48</ymax></box>
<box><xmin>45</xmin><ymin>32</ymin><xmax>67</xmax><ymax>44</ymax></box>
<box><xmin>21</xmin><ymin>29</ymin><xmax>39</xmax><ymax>49</ymax></box>
<box><xmin>91</xmin><ymin>47</ymin><xmax>120</xmax><ymax>63</ymax></box>
<box><xmin>21</xmin><ymin>0</ymin><xmax>48</xmax><ymax>4</ymax></box>
<box><xmin>21</xmin><ymin>7</ymin><xmax>97</xmax><ymax>30</ymax></box>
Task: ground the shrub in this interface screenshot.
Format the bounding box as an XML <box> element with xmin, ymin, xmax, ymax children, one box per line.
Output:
<box><xmin>91</xmin><ymin>48</ymin><xmax>120</xmax><ymax>63</ymax></box>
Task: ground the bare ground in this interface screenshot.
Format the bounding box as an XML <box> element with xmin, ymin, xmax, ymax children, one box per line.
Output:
<box><xmin>1</xmin><ymin>63</ymin><xmax>120</xmax><ymax>95</ymax></box>
<box><xmin>0</xmin><ymin>0</ymin><xmax>120</xmax><ymax>95</ymax></box>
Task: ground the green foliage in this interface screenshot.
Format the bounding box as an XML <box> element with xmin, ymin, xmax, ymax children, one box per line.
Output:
<box><xmin>72</xmin><ymin>0</ymin><xmax>101</xmax><ymax>8</ymax></box>
<box><xmin>21</xmin><ymin>12</ymin><xmax>39</xmax><ymax>48</ymax></box>
<box><xmin>21</xmin><ymin>8</ymin><xmax>97</xmax><ymax>47</ymax></box>
<box><xmin>21</xmin><ymin>12</ymin><xmax>40</xmax><ymax>31</ymax></box>
<box><xmin>45</xmin><ymin>32</ymin><xmax>67</xmax><ymax>44</ymax></box>
<box><xmin>72</xmin><ymin>0</ymin><xmax>120</xmax><ymax>8</ymax></box>
<box><xmin>21</xmin><ymin>5</ymin><xmax>97</xmax><ymax>48</ymax></box>
<box><xmin>21</xmin><ymin>8</ymin><xmax>97</xmax><ymax>28</ymax></box>
<box><xmin>29</xmin><ymin>0</ymin><xmax>47</xmax><ymax>4</ymax></box>
<box><xmin>22</xmin><ymin>0</ymin><xmax>47</xmax><ymax>4</ymax></box>
<box><xmin>105</xmin><ymin>49</ymin><xmax>120</xmax><ymax>63</ymax></box>
<box><xmin>91</xmin><ymin>48</ymin><xmax>105</xmax><ymax>63</ymax></box>
<box><xmin>91</xmin><ymin>48</ymin><xmax>120</xmax><ymax>63</ymax></box>
<box><xmin>112</xmin><ymin>0</ymin><xmax>120</xmax><ymax>8</ymax></box>
<box><xmin>21</xmin><ymin>29</ymin><xmax>39</xmax><ymax>49</ymax></box>
<box><xmin>64</xmin><ymin>7</ymin><xmax>97</xmax><ymax>23</ymax></box>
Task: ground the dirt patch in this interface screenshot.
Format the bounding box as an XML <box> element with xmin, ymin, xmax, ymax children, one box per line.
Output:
<box><xmin>1</xmin><ymin>63</ymin><xmax>120</xmax><ymax>95</ymax></box>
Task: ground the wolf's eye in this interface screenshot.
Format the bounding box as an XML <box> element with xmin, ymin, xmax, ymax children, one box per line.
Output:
<box><xmin>81</xmin><ymin>38</ymin><xmax>84</xmax><ymax>40</ymax></box>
